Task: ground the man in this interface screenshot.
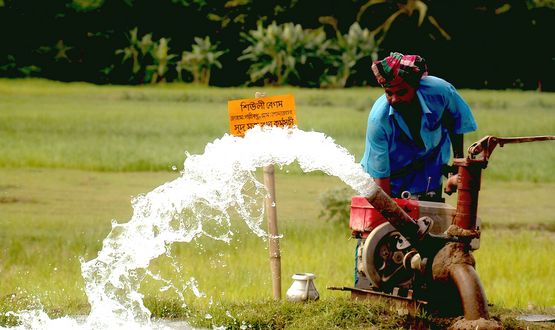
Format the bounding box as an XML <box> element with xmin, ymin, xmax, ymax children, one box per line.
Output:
<box><xmin>361</xmin><ymin>52</ymin><xmax>477</xmax><ymax>201</ymax></box>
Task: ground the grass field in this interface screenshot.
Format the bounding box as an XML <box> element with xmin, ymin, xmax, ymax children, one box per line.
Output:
<box><xmin>0</xmin><ymin>79</ymin><xmax>554</xmax><ymax>328</ymax></box>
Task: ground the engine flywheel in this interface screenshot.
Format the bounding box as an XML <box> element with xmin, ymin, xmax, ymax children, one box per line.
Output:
<box><xmin>361</xmin><ymin>222</ymin><xmax>415</xmax><ymax>291</ymax></box>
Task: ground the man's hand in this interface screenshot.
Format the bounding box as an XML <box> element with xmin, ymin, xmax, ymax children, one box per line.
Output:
<box><xmin>444</xmin><ymin>174</ymin><xmax>458</xmax><ymax>195</ymax></box>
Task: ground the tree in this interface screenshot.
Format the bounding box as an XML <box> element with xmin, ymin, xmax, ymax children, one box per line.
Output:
<box><xmin>319</xmin><ymin>20</ymin><xmax>379</xmax><ymax>88</ymax></box>
<box><xmin>238</xmin><ymin>22</ymin><xmax>330</xmax><ymax>86</ymax></box>
<box><xmin>356</xmin><ymin>0</ymin><xmax>451</xmax><ymax>44</ymax></box>
<box><xmin>116</xmin><ymin>28</ymin><xmax>154</xmax><ymax>78</ymax></box>
<box><xmin>116</xmin><ymin>28</ymin><xmax>175</xmax><ymax>83</ymax></box>
<box><xmin>176</xmin><ymin>36</ymin><xmax>226</xmax><ymax>85</ymax></box>
<box><xmin>146</xmin><ymin>38</ymin><xmax>176</xmax><ymax>83</ymax></box>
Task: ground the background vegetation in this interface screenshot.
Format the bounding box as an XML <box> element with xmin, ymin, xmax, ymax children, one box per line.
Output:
<box><xmin>0</xmin><ymin>79</ymin><xmax>554</xmax><ymax>328</ymax></box>
<box><xmin>0</xmin><ymin>0</ymin><xmax>554</xmax><ymax>90</ymax></box>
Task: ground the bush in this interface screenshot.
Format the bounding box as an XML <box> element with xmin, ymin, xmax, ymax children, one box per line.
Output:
<box><xmin>318</xmin><ymin>187</ymin><xmax>354</xmax><ymax>226</ymax></box>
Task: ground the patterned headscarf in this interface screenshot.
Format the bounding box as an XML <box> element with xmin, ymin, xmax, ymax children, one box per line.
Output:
<box><xmin>371</xmin><ymin>52</ymin><xmax>428</xmax><ymax>87</ymax></box>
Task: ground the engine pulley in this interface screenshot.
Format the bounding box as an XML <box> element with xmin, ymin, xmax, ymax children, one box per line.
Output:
<box><xmin>361</xmin><ymin>222</ymin><xmax>416</xmax><ymax>291</ymax></box>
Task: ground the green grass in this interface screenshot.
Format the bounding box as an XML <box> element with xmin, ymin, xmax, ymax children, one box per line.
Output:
<box><xmin>183</xmin><ymin>297</ymin><xmax>409</xmax><ymax>330</ymax></box>
<box><xmin>476</xmin><ymin>229</ymin><xmax>555</xmax><ymax>309</ymax></box>
<box><xmin>0</xmin><ymin>79</ymin><xmax>554</xmax><ymax>328</ymax></box>
<box><xmin>1</xmin><ymin>78</ymin><xmax>554</xmax><ymax>179</ymax></box>
<box><xmin>161</xmin><ymin>297</ymin><xmax>538</xmax><ymax>330</ymax></box>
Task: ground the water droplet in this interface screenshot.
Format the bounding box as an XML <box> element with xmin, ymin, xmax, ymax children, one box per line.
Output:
<box><xmin>226</xmin><ymin>310</ymin><xmax>236</xmax><ymax>320</ymax></box>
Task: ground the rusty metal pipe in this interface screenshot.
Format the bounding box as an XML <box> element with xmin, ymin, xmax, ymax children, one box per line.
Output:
<box><xmin>452</xmin><ymin>160</ymin><xmax>484</xmax><ymax>230</ymax></box>
<box><xmin>365</xmin><ymin>185</ymin><xmax>429</xmax><ymax>246</ymax></box>
<box><xmin>450</xmin><ymin>263</ymin><xmax>489</xmax><ymax>320</ymax></box>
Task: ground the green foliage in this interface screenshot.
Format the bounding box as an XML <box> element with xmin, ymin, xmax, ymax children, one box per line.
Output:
<box><xmin>69</xmin><ymin>0</ymin><xmax>104</xmax><ymax>12</ymax></box>
<box><xmin>320</xmin><ymin>22</ymin><xmax>379</xmax><ymax>88</ymax></box>
<box><xmin>205</xmin><ymin>0</ymin><xmax>250</xmax><ymax>28</ymax></box>
<box><xmin>318</xmin><ymin>187</ymin><xmax>354</xmax><ymax>225</ymax></box>
<box><xmin>357</xmin><ymin>0</ymin><xmax>451</xmax><ymax>42</ymax></box>
<box><xmin>117</xmin><ymin>31</ymin><xmax>225</xmax><ymax>85</ymax></box>
<box><xmin>116</xmin><ymin>28</ymin><xmax>153</xmax><ymax>75</ymax></box>
<box><xmin>146</xmin><ymin>37</ymin><xmax>176</xmax><ymax>83</ymax></box>
<box><xmin>0</xmin><ymin>1</ymin><xmax>552</xmax><ymax>88</ymax></box>
<box><xmin>170</xmin><ymin>0</ymin><xmax>208</xmax><ymax>8</ymax></box>
<box><xmin>53</xmin><ymin>40</ymin><xmax>73</xmax><ymax>62</ymax></box>
<box><xmin>116</xmin><ymin>28</ymin><xmax>175</xmax><ymax>83</ymax></box>
<box><xmin>176</xmin><ymin>36</ymin><xmax>226</xmax><ymax>85</ymax></box>
<box><xmin>204</xmin><ymin>0</ymin><xmax>296</xmax><ymax>31</ymax></box>
<box><xmin>238</xmin><ymin>22</ymin><xmax>331</xmax><ymax>86</ymax></box>
<box><xmin>527</xmin><ymin>0</ymin><xmax>555</xmax><ymax>9</ymax></box>
<box><xmin>0</xmin><ymin>55</ymin><xmax>41</xmax><ymax>77</ymax></box>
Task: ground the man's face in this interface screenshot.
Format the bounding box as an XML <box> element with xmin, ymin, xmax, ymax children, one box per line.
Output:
<box><xmin>384</xmin><ymin>80</ymin><xmax>417</xmax><ymax>108</ymax></box>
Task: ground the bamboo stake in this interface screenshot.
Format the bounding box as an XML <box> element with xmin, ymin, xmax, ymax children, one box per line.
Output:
<box><xmin>255</xmin><ymin>91</ymin><xmax>282</xmax><ymax>300</ymax></box>
<box><xmin>264</xmin><ymin>164</ymin><xmax>281</xmax><ymax>300</ymax></box>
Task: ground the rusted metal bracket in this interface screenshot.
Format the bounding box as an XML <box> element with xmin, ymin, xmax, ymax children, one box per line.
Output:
<box><xmin>467</xmin><ymin>135</ymin><xmax>555</xmax><ymax>162</ymax></box>
<box><xmin>328</xmin><ymin>286</ymin><xmax>428</xmax><ymax>315</ymax></box>
<box><xmin>328</xmin><ymin>286</ymin><xmax>426</xmax><ymax>302</ymax></box>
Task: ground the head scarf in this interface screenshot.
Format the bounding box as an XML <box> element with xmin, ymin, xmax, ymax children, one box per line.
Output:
<box><xmin>371</xmin><ymin>52</ymin><xmax>428</xmax><ymax>87</ymax></box>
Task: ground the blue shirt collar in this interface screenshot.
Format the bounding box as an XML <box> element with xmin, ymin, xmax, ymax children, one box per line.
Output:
<box><xmin>417</xmin><ymin>89</ymin><xmax>432</xmax><ymax>115</ymax></box>
<box><xmin>387</xmin><ymin>90</ymin><xmax>434</xmax><ymax>148</ymax></box>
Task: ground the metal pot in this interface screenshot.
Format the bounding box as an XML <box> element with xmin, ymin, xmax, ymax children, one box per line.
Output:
<box><xmin>286</xmin><ymin>273</ymin><xmax>319</xmax><ymax>302</ymax></box>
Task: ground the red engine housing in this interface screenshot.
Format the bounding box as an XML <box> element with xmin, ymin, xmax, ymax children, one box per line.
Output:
<box><xmin>349</xmin><ymin>196</ymin><xmax>420</xmax><ymax>238</ymax></box>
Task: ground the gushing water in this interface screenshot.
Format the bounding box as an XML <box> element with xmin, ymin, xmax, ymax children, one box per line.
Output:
<box><xmin>5</xmin><ymin>127</ymin><xmax>375</xmax><ymax>329</ymax></box>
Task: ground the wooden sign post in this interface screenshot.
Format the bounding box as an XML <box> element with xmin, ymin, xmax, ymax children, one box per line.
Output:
<box><xmin>227</xmin><ymin>93</ymin><xmax>297</xmax><ymax>300</ymax></box>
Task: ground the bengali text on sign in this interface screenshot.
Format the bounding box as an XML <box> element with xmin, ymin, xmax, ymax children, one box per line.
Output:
<box><xmin>227</xmin><ymin>94</ymin><xmax>297</xmax><ymax>137</ymax></box>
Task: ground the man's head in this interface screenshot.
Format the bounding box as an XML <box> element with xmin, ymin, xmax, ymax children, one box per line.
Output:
<box><xmin>384</xmin><ymin>79</ymin><xmax>416</xmax><ymax>108</ymax></box>
<box><xmin>371</xmin><ymin>52</ymin><xmax>428</xmax><ymax>107</ymax></box>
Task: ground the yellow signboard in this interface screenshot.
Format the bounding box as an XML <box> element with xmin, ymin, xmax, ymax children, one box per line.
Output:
<box><xmin>227</xmin><ymin>94</ymin><xmax>297</xmax><ymax>137</ymax></box>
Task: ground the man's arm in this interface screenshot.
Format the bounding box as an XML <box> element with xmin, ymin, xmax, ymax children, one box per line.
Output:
<box><xmin>373</xmin><ymin>177</ymin><xmax>392</xmax><ymax>196</ymax></box>
<box><xmin>450</xmin><ymin>132</ymin><xmax>464</xmax><ymax>159</ymax></box>
<box><xmin>443</xmin><ymin>81</ymin><xmax>477</xmax><ymax>157</ymax></box>
<box><xmin>444</xmin><ymin>132</ymin><xmax>464</xmax><ymax>195</ymax></box>
<box><xmin>361</xmin><ymin>100</ymin><xmax>392</xmax><ymax>195</ymax></box>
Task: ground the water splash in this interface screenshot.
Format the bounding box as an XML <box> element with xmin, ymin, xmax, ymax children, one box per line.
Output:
<box><xmin>5</xmin><ymin>126</ymin><xmax>375</xmax><ymax>329</ymax></box>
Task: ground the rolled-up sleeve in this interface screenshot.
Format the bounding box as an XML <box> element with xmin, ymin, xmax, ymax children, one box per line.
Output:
<box><xmin>445</xmin><ymin>84</ymin><xmax>477</xmax><ymax>134</ymax></box>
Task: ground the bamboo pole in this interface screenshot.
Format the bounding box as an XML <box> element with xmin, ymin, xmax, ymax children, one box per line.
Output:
<box><xmin>264</xmin><ymin>164</ymin><xmax>281</xmax><ymax>300</ymax></box>
<box><xmin>255</xmin><ymin>91</ymin><xmax>282</xmax><ymax>300</ymax></box>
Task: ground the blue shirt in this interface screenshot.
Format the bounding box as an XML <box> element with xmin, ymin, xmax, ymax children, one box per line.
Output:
<box><xmin>361</xmin><ymin>76</ymin><xmax>477</xmax><ymax>196</ymax></box>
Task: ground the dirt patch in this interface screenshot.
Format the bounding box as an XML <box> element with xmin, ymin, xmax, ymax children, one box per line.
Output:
<box><xmin>0</xmin><ymin>184</ymin><xmax>18</xmax><ymax>191</ymax></box>
<box><xmin>449</xmin><ymin>317</ymin><xmax>503</xmax><ymax>330</ymax></box>
<box><xmin>0</xmin><ymin>196</ymin><xmax>37</xmax><ymax>204</ymax></box>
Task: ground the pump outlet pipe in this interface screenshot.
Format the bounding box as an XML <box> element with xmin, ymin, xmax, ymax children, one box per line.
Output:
<box><xmin>364</xmin><ymin>184</ymin><xmax>432</xmax><ymax>247</ymax></box>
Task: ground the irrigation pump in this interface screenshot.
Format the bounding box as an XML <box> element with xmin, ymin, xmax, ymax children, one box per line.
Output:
<box><xmin>330</xmin><ymin>135</ymin><xmax>554</xmax><ymax>329</ymax></box>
